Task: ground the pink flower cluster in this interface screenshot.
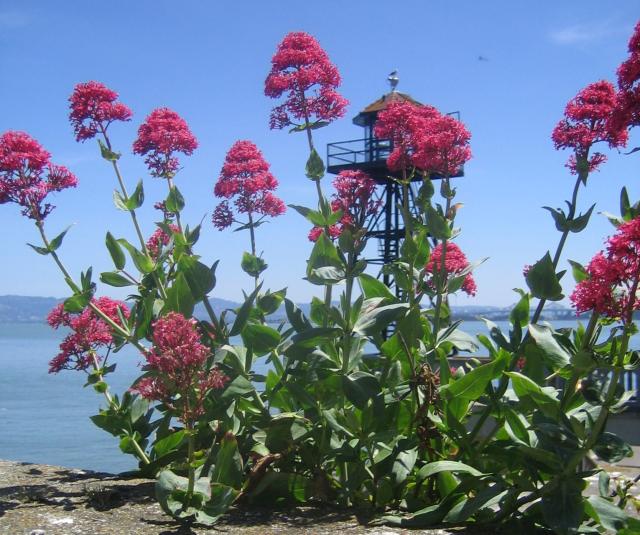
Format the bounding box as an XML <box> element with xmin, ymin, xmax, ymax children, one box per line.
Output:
<box><xmin>308</xmin><ymin>170</ymin><xmax>380</xmax><ymax>241</ymax></box>
<box><xmin>425</xmin><ymin>242</ymin><xmax>477</xmax><ymax>296</ymax></box>
<box><xmin>69</xmin><ymin>81</ymin><xmax>132</xmax><ymax>142</ymax></box>
<box><xmin>0</xmin><ymin>131</ymin><xmax>77</xmax><ymax>220</ymax></box>
<box><xmin>615</xmin><ymin>22</ymin><xmax>640</xmax><ymax>133</ymax></box>
<box><xmin>47</xmin><ymin>297</ymin><xmax>129</xmax><ymax>373</ymax></box>
<box><xmin>212</xmin><ymin>140</ymin><xmax>285</xmax><ymax>230</ymax></box>
<box><xmin>146</xmin><ymin>224</ymin><xmax>180</xmax><ymax>259</ymax></box>
<box><xmin>374</xmin><ymin>101</ymin><xmax>472</xmax><ymax>176</ymax></box>
<box><xmin>551</xmin><ymin>81</ymin><xmax>628</xmax><ymax>174</ymax></box>
<box><xmin>134</xmin><ymin>312</ymin><xmax>227</xmax><ymax>424</ymax></box>
<box><xmin>132</xmin><ymin>108</ymin><xmax>198</xmax><ymax>178</ymax></box>
<box><xmin>264</xmin><ymin>32</ymin><xmax>348</xmax><ymax>130</ymax></box>
<box><xmin>571</xmin><ymin>217</ymin><xmax>640</xmax><ymax>320</ymax></box>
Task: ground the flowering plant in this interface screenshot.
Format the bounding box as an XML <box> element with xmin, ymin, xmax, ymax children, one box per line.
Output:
<box><xmin>3</xmin><ymin>25</ymin><xmax>640</xmax><ymax>533</ymax></box>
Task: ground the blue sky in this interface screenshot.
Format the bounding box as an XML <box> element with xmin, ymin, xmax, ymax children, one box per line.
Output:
<box><xmin>0</xmin><ymin>1</ymin><xmax>638</xmax><ymax>307</ymax></box>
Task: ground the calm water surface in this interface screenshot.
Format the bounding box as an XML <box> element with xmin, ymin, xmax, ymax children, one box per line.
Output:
<box><xmin>0</xmin><ymin>319</ymin><xmax>629</xmax><ymax>473</ymax></box>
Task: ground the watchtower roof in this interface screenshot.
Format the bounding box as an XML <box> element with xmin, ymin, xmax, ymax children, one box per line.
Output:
<box><xmin>353</xmin><ymin>92</ymin><xmax>423</xmax><ymax>126</ymax></box>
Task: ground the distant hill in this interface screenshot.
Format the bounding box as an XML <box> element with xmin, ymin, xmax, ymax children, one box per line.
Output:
<box><xmin>0</xmin><ymin>295</ymin><xmax>577</xmax><ymax>324</ymax></box>
<box><xmin>0</xmin><ymin>295</ymin><xmax>63</xmax><ymax>323</ymax></box>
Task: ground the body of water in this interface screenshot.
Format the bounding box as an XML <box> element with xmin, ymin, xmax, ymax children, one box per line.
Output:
<box><xmin>0</xmin><ymin>319</ymin><xmax>630</xmax><ymax>473</ymax></box>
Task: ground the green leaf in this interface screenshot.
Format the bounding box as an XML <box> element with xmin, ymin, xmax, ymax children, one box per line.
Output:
<box><xmin>352</xmin><ymin>302</ymin><xmax>408</xmax><ymax>336</ymax></box>
<box><xmin>289</xmin><ymin>204</ymin><xmax>326</xmax><ymax>226</ymax></box>
<box><xmin>359</xmin><ymin>273</ymin><xmax>395</xmax><ymax>301</ymax></box>
<box><xmin>27</xmin><ymin>243</ymin><xmax>51</xmax><ymax>255</ymax></box>
<box><xmin>444</xmin><ymin>485</ymin><xmax>508</xmax><ymax>523</ymax></box>
<box><xmin>106</xmin><ymin>232</ymin><xmax>126</xmax><ymax>270</ymax></box>
<box><xmin>229</xmin><ymin>284</ymin><xmax>262</xmax><ymax>337</ymax></box>
<box><xmin>392</xmin><ymin>448</ymin><xmax>418</xmax><ymax>486</ymax></box>
<box><xmin>242</xmin><ymin>248</ymin><xmax>271</xmax><ymax>276</ymax></box>
<box><xmin>341</xmin><ymin>371</ymin><xmax>380</xmax><ymax>410</ymax></box>
<box><xmin>198</xmin><ymin>483</ymin><xmax>237</xmax><ymax>524</ymax></box>
<box><xmin>179</xmin><ymin>256</ymin><xmax>214</xmax><ymax>300</ymax></box>
<box><xmin>284</xmin><ymin>298</ymin><xmax>311</xmax><ymax>333</ymax></box>
<box><xmin>541</xmin><ymin>477</ymin><xmax>584</xmax><ymax>535</ymax></box>
<box><xmin>568</xmin><ymin>259</ymin><xmax>588</xmax><ymax>283</ymax></box>
<box><xmin>63</xmin><ymin>292</ymin><xmax>91</xmax><ymax>313</ymax></box>
<box><xmin>49</xmin><ymin>226</ymin><xmax>71</xmax><ymax>252</ymax></box>
<box><xmin>211</xmin><ymin>433</ymin><xmax>243</xmax><ymax>489</ymax></box>
<box><xmin>163</xmin><ymin>273</ymin><xmax>195</xmax><ymax>316</ymax></box>
<box><xmin>543</xmin><ymin>206</ymin><xmax>568</xmax><ymax>232</ymax></box>
<box><xmin>306</xmin><ymin>232</ymin><xmax>344</xmax><ymax>285</ymax></box>
<box><xmin>241</xmin><ymin>323</ymin><xmax>281</xmax><ymax>356</ymax></box>
<box><xmin>593</xmin><ymin>432</ymin><xmax>633</xmax><ymax>463</ymax></box>
<box><xmin>505</xmin><ymin>371</ymin><xmax>560</xmax><ymax>417</ymax></box>
<box><xmin>98</xmin><ymin>138</ymin><xmax>120</xmax><ymax>161</ymax></box>
<box><xmin>417</xmin><ymin>460</ymin><xmax>484</xmax><ymax>481</ymax></box>
<box><xmin>439</xmin><ymin>328</ymin><xmax>479</xmax><ymax>352</ymax></box>
<box><xmin>125</xmin><ymin>179</ymin><xmax>144</xmax><ymax>210</ymax></box>
<box><xmin>510</xmin><ymin>293</ymin><xmax>530</xmax><ymax>328</ymax></box>
<box><xmin>290</xmin><ymin>327</ymin><xmax>341</xmax><ymax>348</ymax></box>
<box><xmin>113</xmin><ymin>190</ymin><xmax>128</xmax><ymax>211</ymax></box>
<box><xmin>426</xmin><ymin>204</ymin><xmax>451</xmax><ymax>240</ymax></box>
<box><xmin>118</xmin><ymin>239</ymin><xmax>155</xmax><ymax>274</ymax></box>
<box><xmin>100</xmin><ymin>271</ymin><xmax>134</xmax><ymax>287</ymax></box>
<box><xmin>257</xmin><ymin>289</ymin><xmax>285</xmax><ymax>315</ymax></box>
<box><xmin>309</xmin><ymin>266</ymin><xmax>346</xmax><ymax>283</ymax></box>
<box><xmin>528</xmin><ymin>324</ymin><xmax>570</xmax><ymax>370</ymax></box>
<box><xmin>153</xmin><ymin>430</ymin><xmax>186</xmax><ymax>458</ymax></box>
<box><xmin>525</xmin><ymin>252</ymin><xmax>563</xmax><ymax>301</ymax></box>
<box><xmin>586</xmin><ymin>495</ymin><xmax>628</xmax><ymax>532</ymax></box>
<box><xmin>305</xmin><ymin>148</ymin><xmax>325</xmax><ymax>180</ymax></box>
<box><xmin>165</xmin><ymin>185</ymin><xmax>185</xmax><ymax>213</ymax></box>
<box><xmin>130</xmin><ymin>396</ymin><xmax>149</xmax><ymax>423</ymax></box>
<box><xmin>440</xmin><ymin>357</ymin><xmax>504</xmax><ymax>402</ymax></box>
<box><xmin>221</xmin><ymin>375</ymin><xmax>254</xmax><ymax>400</ymax></box>
<box><xmin>567</xmin><ymin>203</ymin><xmax>595</xmax><ymax>232</ymax></box>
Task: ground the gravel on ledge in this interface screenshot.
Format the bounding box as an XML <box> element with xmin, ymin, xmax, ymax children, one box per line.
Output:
<box><xmin>0</xmin><ymin>460</ymin><xmax>473</xmax><ymax>535</ymax></box>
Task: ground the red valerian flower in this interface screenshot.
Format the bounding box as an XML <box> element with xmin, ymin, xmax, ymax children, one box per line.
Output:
<box><xmin>68</xmin><ymin>81</ymin><xmax>132</xmax><ymax>142</ymax></box>
<box><xmin>146</xmin><ymin>224</ymin><xmax>180</xmax><ymax>259</ymax></box>
<box><xmin>571</xmin><ymin>217</ymin><xmax>640</xmax><ymax>320</ymax></box>
<box><xmin>47</xmin><ymin>297</ymin><xmax>129</xmax><ymax>373</ymax></box>
<box><xmin>0</xmin><ymin>131</ymin><xmax>77</xmax><ymax>220</ymax></box>
<box><xmin>374</xmin><ymin>101</ymin><xmax>471</xmax><ymax>176</ymax></box>
<box><xmin>614</xmin><ymin>22</ymin><xmax>640</xmax><ymax>133</ymax></box>
<box><xmin>413</xmin><ymin>112</ymin><xmax>472</xmax><ymax>177</ymax></box>
<box><xmin>551</xmin><ymin>81</ymin><xmax>628</xmax><ymax>174</ymax></box>
<box><xmin>425</xmin><ymin>242</ymin><xmax>477</xmax><ymax>296</ymax></box>
<box><xmin>132</xmin><ymin>108</ymin><xmax>198</xmax><ymax>178</ymax></box>
<box><xmin>373</xmin><ymin>101</ymin><xmax>434</xmax><ymax>172</ymax></box>
<box><xmin>330</xmin><ymin>170</ymin><xmax>380</xmax><ymax>230</ymax></box>
<box><xmin>308</xmin><ymin>224</ymin><xmax>341</xmax><ymax>242</ymax></box>
<box><xmin>264</xmin><ymin>32</ymin><xmax>348</xmax><ymax>130</ymax></box>
<box><xmin>212</xmin><ymin>140</ymin><xmax>285</xmax><ymax>230</ymax></box>
<box><xmin>133</xmin><ymin>312</ymin><xmax>227</xmax><ymax>424</ymax></box>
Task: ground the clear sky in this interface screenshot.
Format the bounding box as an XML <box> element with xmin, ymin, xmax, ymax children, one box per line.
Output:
<box><xmin>0</xmin><ymin>1</ymin><xmax>638</xmax><ymax>307</ymax></box>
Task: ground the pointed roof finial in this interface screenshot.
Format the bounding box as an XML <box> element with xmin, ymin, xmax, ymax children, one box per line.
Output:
<box><xmin>388</xmin><ymin>70</ymin><xmax>399</xmax><ymax>92</ymax></box>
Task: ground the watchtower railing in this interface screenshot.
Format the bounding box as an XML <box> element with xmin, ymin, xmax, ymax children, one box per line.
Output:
<box><xmin>327</xmin><ymin>137</ymin><xmax>392</xmax><ymax>168</ymax></box>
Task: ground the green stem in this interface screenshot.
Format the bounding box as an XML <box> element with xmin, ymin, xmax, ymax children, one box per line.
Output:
<box><xmin>101</xmin><ymin>130</ymin><xmax>168</xmax><ymax>301</ymax></box>
<box><xmin>247</xmin><ymin>211</ymin><xmax>258</xmax><ymax>290</ymax></box>
<box><xmin>531</xmin><ymin>172</ymin><xmax>584</xmax><ymax>324</ymax></box>
<box><xmin>36</xmin><ymin>220</ymin><xmax>148</xmax><ymax>353</ymax></box>
<box><xmin>186</xmin><ymin>425</ymin><xmax>195</xmax><ymax>506</ymax></box>
<box><xmin>470</xmin><ymin>170</ymin><xmax>588</xmax><ymax>447</ymax></box>
<box><xmin>164</xmin><ymin>176</ymin><xmax>222</xmax><ymax>336</ymax></box>
<box><xmin>560</xmin><ymin>312</ymin><xmax>599</xmax><ymax>412</ymax></box>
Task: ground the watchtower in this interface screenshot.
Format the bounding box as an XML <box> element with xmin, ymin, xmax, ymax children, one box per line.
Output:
<box><xmin>326</xmin><ymin>74</ymin><xmax>463</xmax><ymax>288</ymax></box>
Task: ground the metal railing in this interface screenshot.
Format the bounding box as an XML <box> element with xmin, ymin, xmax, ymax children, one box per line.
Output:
<box><xmin>327</xmin><ymin>137</ymin><xmax>392</xmax><ymax>168</ymax></box>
